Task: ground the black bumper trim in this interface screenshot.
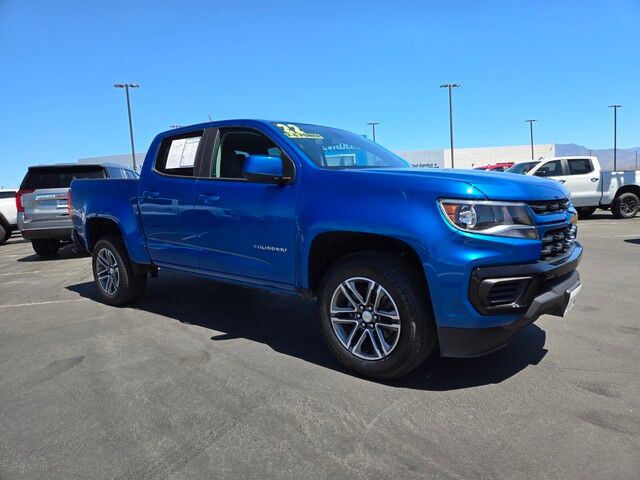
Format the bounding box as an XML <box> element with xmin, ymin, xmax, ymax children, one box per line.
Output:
<box><xmin>469</xmin><ymin>243</ymin><xmax>582</xmax><ymax>315</ymax></box>
<box><xmin>440</xmin><ymin>269</ymin><xmax>581</xmax><ymax>358</ymax></box>
<box><xmin>21</xmin><ymin>227</ymin><xmax>73</xmax><ymax>241</ymax></box>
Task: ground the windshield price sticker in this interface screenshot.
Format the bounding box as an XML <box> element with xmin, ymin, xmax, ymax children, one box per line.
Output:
<box><xmin>276</xmin><ymin>123</ymin><xmax>324</xmax><ymax>140</ymax></box>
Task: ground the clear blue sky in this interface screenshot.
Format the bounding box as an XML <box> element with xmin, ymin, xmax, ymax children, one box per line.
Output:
<box><xmin>1</xmin><ymin>0</ymin><xmax>638</xmax><ymax>187</ymax></box>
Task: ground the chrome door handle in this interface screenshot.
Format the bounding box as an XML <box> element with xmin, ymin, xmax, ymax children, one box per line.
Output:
<box><xmin>591</xmin><ymin>178</ymin><xmax>599</xmax><ymax>182</ymax></box>
<box><xmin>142</xmin><ymin>190</ymin><xmax>160</xmax><ymax>199</ymax></box>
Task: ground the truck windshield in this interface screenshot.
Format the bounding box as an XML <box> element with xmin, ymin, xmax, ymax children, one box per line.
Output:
<box><xmin>273</xmin><ymin>122</ymin><xmax>409</xmax><ymax>169</ymax></box>
<box><xmin>505</xmin><ymin>161</ymin><xmax>539</xmax><ymax>175</ymax></box>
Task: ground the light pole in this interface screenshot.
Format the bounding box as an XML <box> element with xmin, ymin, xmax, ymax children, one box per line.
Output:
<box><xmin>525</xmin><ymin>119</ymin><xmax>537</xmax><ymax>160</ymax></box>
<box><xmin>608</xmin><ymin>105</ymin><xmax>622</xmax><ymax>171</ymax></box>
<box><xmin>114</xmin><ymin>83</ymin><xmax>140</xmax><ymax>171</ymax></box>
<box><xmin>440</xmin><ymin>83</ymin><xmax>461</xmax><ymax>168</ymax></box>
<box><xmin>366</xmin><ymin>122</ymin><xmax>380</xmax><ymax>142</ymax></box>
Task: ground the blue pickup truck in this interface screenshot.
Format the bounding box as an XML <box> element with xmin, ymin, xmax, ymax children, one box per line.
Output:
<box><xmin>71</xmin><ymin>120</ymin><xmax>582</xmax><ymax>379</ymax></box>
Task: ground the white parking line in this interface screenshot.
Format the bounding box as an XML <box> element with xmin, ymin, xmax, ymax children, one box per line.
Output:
<box><xmin>0</xmin><ymin>299</ymin><xmax>89</xmax><ymax>309</ymax></box>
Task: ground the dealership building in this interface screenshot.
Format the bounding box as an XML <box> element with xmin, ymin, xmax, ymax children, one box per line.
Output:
<box><xmin>80</xmin><ymin>143</ymin><xmax>639</xmax><ymax>172</ymax></box>
<box><xmin>397</xmin><ymin>144</ymin><xmax>639</xmax><ymax>171</ymax></box>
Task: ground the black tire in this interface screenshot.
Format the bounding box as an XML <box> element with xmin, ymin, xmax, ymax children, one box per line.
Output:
<box><xmin>612</xmin><ymin>192</ymin><xmax>640</xmax><ymax>219</ymax></box>
<box><xmin>318</xmin><ymin>251</ymin><xmax>436</xmax><ymax>380</ymax></box>
<box><xmin>32</xmin><ymin>238</ymin><xmax>61</xmax><ymax>256</ymax></box>
<box><xmin>92</xmin><ymin>234</ymin><xmax>147</xmax><ymax>306</ymax></box>
<box><xmin>577</xmin><ymin>207</ymin><xmax>597</xmax><ymax>219</ymax></box>
<box><xmin>0</xmin><ymin>224</ymin><xmax>7</xmax><ymax>245</ymax></box>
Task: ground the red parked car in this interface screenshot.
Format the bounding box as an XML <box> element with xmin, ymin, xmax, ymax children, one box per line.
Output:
<box><xmin>473</xmin><ymin>162</ymin><xmax>514</xmax><ymax>172</ymax></box>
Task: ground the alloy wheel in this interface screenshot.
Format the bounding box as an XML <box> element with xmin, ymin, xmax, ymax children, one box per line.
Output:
<box><xmin>620</xmin><ymin>196</ymin><xmax>638</xmax><ymax>216</ymax></box>
<box><xmin>96</xmin><ymin>248</ymin><xmax>120</xmax><ymax>295</ymax></box>
<box><xmin>329</xmin><ymin>277</ymin><xmax>401</xmax><ymax>360</ymax></box>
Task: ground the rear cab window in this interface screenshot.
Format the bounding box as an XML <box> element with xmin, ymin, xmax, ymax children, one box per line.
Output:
<box><xmin>155</xmin><ymin>131</ymin><xmax>204</xmax><ymax>177</ymax></box>
<box><xmin>21</xmin><ymin>166</ymin><xmax>106</xmax><ymax>189</ymax></box>
<box><xmin>568</xmin><ymin>158</ymin><xmax>593</xmax><ymax>175</ymax></box>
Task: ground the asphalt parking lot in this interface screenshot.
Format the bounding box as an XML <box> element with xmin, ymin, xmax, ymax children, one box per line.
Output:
<box><xmin>1</xmin><ymin>213</ymin><xmax>639</xmax><ymax>480</ymax></box>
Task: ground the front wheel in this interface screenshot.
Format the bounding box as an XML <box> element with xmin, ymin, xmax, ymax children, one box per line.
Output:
<box><xmin>612</xmin><ymin>192</ymin><xmax>640</xmax><ymax>219</ymax></box>
<box><xmin>318</xmin><ymin>252</ymin><xmax>436</xmax><ymax>380</ymax></box>
<box><xmin>92</xmin><ymin>234</ymin><xmax>147</xmax><ymax>306</ymax></box>
<box><xmin>577</xmin><ymin>206</ymin><xmax>597</xmax><ymax>219</ymax></box>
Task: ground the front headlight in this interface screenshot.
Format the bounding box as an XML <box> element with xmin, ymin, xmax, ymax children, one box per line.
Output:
<box><xmin>438</xmin><ymin>199</ymin><xmax>538</xmax><ymax>239</ymax></box>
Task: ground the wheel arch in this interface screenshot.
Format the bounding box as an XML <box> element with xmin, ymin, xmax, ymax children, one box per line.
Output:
<box><xmin>614</xmin><ymin>184</ymin><xmax>640</xmax><ymax>199</ymax></box>
<box><xmin>305</xmin><ymin>231</ymin><xmax>431</xmax><ymax>300</ymax></box>
<box><xmin>85</xmin><ymin>216</ymin><xmax>124</xmax><ymax>253</ymax></box>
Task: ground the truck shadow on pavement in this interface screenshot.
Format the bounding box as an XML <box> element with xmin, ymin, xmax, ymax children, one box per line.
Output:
<box><xmin>17</xmin><ymin>243</ymin><xmax>88</xmax><ymax>262</ymax></box>
<box><xmin>66</xmin><ymin>271</ymin><xmax>547</xmax><ymax>391</ymax></box>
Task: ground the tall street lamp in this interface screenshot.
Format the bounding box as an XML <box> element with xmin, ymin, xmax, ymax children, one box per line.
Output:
<box><xmin>114</xmin><ymin>83</ymin><xmax>140</xmax><ymax>171</ymax></box>
<box><xmin>525</xmin><ymin>119</ymin><xmax>537</xmax><ymax>160</ymax></box>
<box><xmin>608</xmin><ymin>104</ymin><xmax>622</xmax><ymax>171</ymax></box>
<box><xmin>366</xmin><ymin>122</ymin><xmax>380</xmax><ymax>142</ymax></box>
<box><xmin>440</xmin><ymin>83</ymin><xmax>461</xmax><ymax>168</ymax></box>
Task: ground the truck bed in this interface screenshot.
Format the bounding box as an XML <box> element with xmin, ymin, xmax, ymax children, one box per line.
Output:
<box><xmin>600</xmin><ymin>170</ymin><xmax>640</xmax><ymax>205</ymax></box>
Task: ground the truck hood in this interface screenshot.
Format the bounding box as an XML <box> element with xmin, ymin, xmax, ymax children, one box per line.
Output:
<box><xmin>356</xmin><ymin>168</ymin><xmax>569</xmax><ymax>201</ymax></box>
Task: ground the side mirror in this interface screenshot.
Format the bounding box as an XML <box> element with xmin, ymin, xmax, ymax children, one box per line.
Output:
<box><xmin>243</xmin><ymin>155</ymin><xmax>290</xmax><ymax>184</ymax></box>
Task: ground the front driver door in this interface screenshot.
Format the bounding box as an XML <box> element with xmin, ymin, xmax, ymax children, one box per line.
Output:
<box><xmin>534</xmin><ymin>159</ymin><xmax>567</xmax><ymax>186</ymax></box>
<box><xmin>192</xmin><ymin>127</ymin><xmax>298</xmax><ymax>286</ymax></box>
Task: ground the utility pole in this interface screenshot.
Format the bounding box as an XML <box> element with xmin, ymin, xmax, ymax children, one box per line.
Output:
<box><xmin>440</xmin><ymin>83</ymin><xmax>461</xmax><ymax>168</ymax></box>
<box><xmin>608</xmin><ymin>104</ymin><xmax>622</xmax><ymax>171</ymax></box>
<box><xmin>525</xmin><ymin>119</ymin><xmax>536</xmax><ymax>160</ymax></box>
<box><xmin>366</xmin><ymin>122</ymin><xmax>380</xmax><ymax>142</ymax></box>
<box><xmin>114</xmin><ymin>83</ymin><xmax>140</xmax><ymax>171</ymax></box>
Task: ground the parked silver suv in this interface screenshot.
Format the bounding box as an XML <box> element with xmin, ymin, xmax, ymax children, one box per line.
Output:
<box><xmin>17</xmin><ymin>164</ymin><xmax>138</xmax><ymax>256</ymax></box>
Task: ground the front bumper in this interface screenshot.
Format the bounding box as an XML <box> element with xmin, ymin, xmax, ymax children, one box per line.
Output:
<box><xmin>438</xmin><ymin>244</ymin><xmax>582</xmax><ymax>358</ymax></box>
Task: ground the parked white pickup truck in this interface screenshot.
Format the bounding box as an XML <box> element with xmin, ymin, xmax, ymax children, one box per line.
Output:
<box><xmin>506</xmin><ymin>157</ymin><xmax>640</xmax><ymax>219</ymax></box>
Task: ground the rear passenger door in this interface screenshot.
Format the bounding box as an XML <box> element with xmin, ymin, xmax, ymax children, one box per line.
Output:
<box><xmin>137</xmin><ymin>129</ymin><xmax>210</xmax><ymax>268</ymax></box>
<box><xmin>563</xmin><ymin>158</ymin><xmax>600</xmax><ymax>207</ymax></box>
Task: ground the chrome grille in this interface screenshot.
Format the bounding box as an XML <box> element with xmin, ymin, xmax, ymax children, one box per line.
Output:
<box><xmin>541</xmin><ymin>224</ymin><xmax>577</xmax><ymax>261</ymax></box>
<box><xmin>528</xmin><ymin>198</ymin><xmax>570</xmax><ymax>215</ymax></box>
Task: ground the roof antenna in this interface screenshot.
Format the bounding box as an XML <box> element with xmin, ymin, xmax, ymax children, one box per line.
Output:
<box><xmin>208</xmin><ymin>115</ymin><xmax>213</xmax><ymax>122</ymax></box>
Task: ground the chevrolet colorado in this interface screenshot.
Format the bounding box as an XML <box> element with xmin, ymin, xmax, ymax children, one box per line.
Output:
<box><xmin>70</xmin><ymin>120</ymin><xmax>583</xmax><ymax>379</ymax></box>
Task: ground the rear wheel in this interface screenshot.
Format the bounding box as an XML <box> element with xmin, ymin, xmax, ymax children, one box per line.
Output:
<box><xmin>612</xmin><ymin>192</ymin><xmax>640</xmax><ymax>219</ymax></box>
<box><xmin>32</xmin><ymin>238</ymin><xmax>60</xmax><ymax>256</ymax></box>
<box><xmin>0</xmin><ymin>224</ymin><xmax>8</xmax><ymax>245</ymax></box>
<box><xmin>92</xmin><ymin>234</ymin><xmax>147</xmax><ymax>306</ymax></box>
<box><xmin>577</xmin><ymin>206</ymin><xmax>597</xmax><ymax>219</ymax></box>
<box><xmin>318</xmin><ymin>252</ymin><xmax>436</xmax><ymax>380</ymax></box>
